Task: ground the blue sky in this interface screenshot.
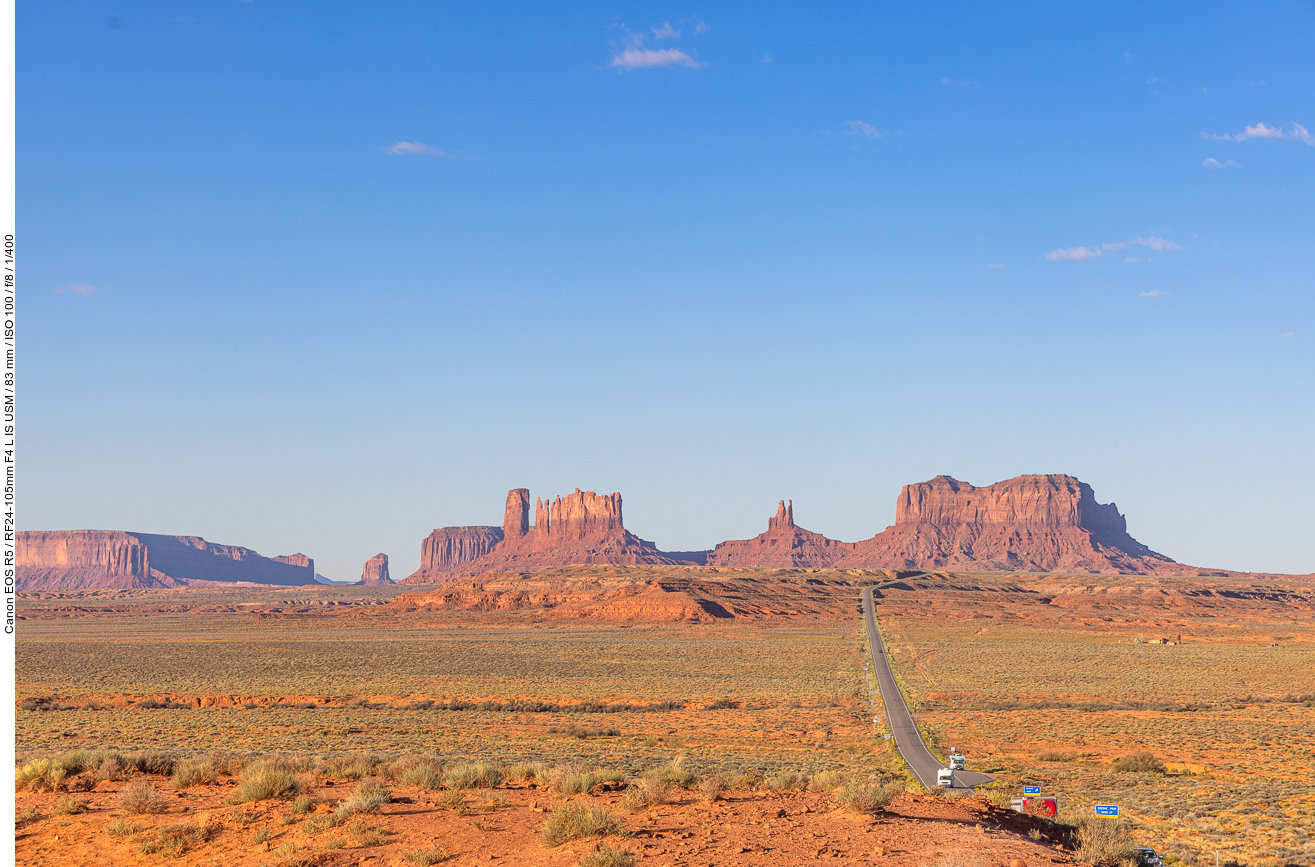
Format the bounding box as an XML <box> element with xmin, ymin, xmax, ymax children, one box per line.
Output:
<box><xmin>20</xmin><ymin>2</ymin><xmax>1314</xmax><ymax>579</ymax></box>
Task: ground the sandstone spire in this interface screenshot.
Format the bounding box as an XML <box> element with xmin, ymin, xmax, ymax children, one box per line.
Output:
<box><xmin>503</xmin><ymin>489</ymin><xmax>530</xmax><ymax>539</ymax></box>
<box><xmin>768</xmin><ymin>499</ymin><xmax>795</xmax><ymax>531</ymax></box>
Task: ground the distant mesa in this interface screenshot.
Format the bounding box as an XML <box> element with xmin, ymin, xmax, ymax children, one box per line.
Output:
<box><xmin>403</xmin><ymin>488</ymin><xmax>703</xmax><ymax>583</ymax></box>
<box><xmin>407</xmin><ymin>474</ymin><xmax>1199</xmax><ymax>582</ymax></box>
<box><xmin>707</xmin><ymin>475</ymin><xmax>1184</xmax><ymax>574</ymax></box>
<box><xmin>16</xmin><ymin>530</ymin><xmax>318</xmax><ymax>591</ymax></box>
<box><xmin>359</xmin><ymin>553</ymin><xmax>394</xmax><ymax>586</ymax></box>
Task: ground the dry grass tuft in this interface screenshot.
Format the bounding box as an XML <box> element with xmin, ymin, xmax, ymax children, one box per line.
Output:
<box><xmin>698</xmin><ymin>774</ymin><xmax>728</xmax><ymax>801</ymax></box>
<box><xmin>402</xmin><ymin>846</ymin><xmax>450</xmax><ymax>865</ymax></box>
<box><xmin>1074</xmin><ymin>816</ymin><xmax>1135</xmax><ymax>863</ymax></box>
<box><xmin>578</xmin><ymin>840</ymin><xmax>638</xmax><ymax>867</ymax></box>
<box><xmin>540</xmin><ymin>800</ymin><xmax>623</xmax><ymax>848</ymax></box>
<box><xmin>230</xmin><ymin>758</ymin><xmax>303</xmax><ymax>803</ymax></box>
<box><xmin>833</xmin><ymin>780</ymin><xmax>900</xmax><ymax>815</ymax></box>
<box><xmin>333</xmin><ymin>779</ymin><xmax>392</xmax><ymax>822</ymax></box>
<box><xmin>443</xmin><ymin>761</ymin><xmax>503</xmax><ymax>790</ymax></box>
<box><xmin>1111</xmin><ymin>751</ymin><xmax>1166</xmax><ymax>774</ymax></box>
<box><xmin>139</xmin><ymin>822</ymin><xmax>208</xmax><ymax>858</ymax></box>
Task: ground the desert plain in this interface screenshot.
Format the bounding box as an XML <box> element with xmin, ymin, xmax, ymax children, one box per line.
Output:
<box><xmin>13</xmin><ymin>565</ymin><xmax>1315</xmax><ymax>867</ymax></box>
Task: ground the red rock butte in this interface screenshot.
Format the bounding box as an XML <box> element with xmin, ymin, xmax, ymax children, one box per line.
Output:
<box><xmin>407</xmin><ymin>474</ymin><xmax>1210</xmax><ymax>582</ymax></box>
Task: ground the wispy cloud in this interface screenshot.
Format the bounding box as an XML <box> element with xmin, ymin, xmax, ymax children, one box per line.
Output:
<box><xmin>1202</xmin><ymin>122</ymin><xmax>1313</xmax><ymax>145</ymax></box>
<box><xmin>53</xmin><ymin>283</ymin><xmax>101</xmax><ymax>295</ymax></box>
<box><xmin>761</xmin><ymin>52</ymin><xmax>774</xmax><ymax>64</ymax></box>
<box><xmin>652</xmin><ymin>20</ymin><xmax>679</xmax><ymax>40</ymax></box>
<box><xmin>1123</xmin><ymin>51</ymin><xmax>1135</xmax><ymax>64</ymax></box>
<box><xmin>1101</xmin><ymin>242</ymin><xmax>1126</xmax><ymax>251</ymax></box>
<box><xmin>384</xmin><ymin>141</ymin><xmax>450</xmax><ymax>157</ymax></box>
<box><xmin>977</xmin><ymin>263</ymin><xmax>1005</xmax><ymax>269</ymax></box>
<box><xmin>843</xmin><ymin>121</ymin><xmax>881</xmax><ymax>138</ymax></box>
<box><xmin>610</xmin><ymin>47</ymin><xmax>705</xmax><ymax>70</ymax></box>
<box><xmin>1045</xmin><ymin>246</ymin><xmax>1103</xmax><ymax>262</ymax></box>
<box><xmin>940</xmin><ymin>77</ymin><xmax>978</xmax><ymax>87</ymax></box>
<box><xmin>1132</xmin><ymin>236</ymin><xmax>1182</xmax><ymax>251</ymax></box>
<box><xmin>1125</xmin><ymin>256</ymin><xmax>1145</xmax><ymax>264</ymax></box>
<box><xmin>1139</xmin><ymin>289</ymin><xmax>1168</xmax><ymax>297</ymax></box>
<box><xmin>1281</xmin><ymin>331</ymin><xmax>1295</xmax><ymax>338</ymax></box>
<box><xmin>1203</xmin><ymin>158</ymin><xmax>1242</xmax><ymax>169</ymax></box>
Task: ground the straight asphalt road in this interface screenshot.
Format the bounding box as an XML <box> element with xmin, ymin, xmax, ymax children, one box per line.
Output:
<box><xmin>862</xmin><ymin>584</ymin><xmax>994</xmax><ymax>791</ymax></box>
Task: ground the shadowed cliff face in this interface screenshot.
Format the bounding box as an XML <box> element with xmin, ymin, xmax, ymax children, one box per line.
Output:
<box><xmin>16</xmin><ymin>531</ymin><xmax>317</xmax><ymax>590</ymax></box>
<box><xmin>359</xmin><ymin>553</ymin><xmax>393</xmax><ymax>585</ymax></box>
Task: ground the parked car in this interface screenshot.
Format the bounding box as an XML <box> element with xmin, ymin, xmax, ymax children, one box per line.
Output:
<box><xmin>1132</xmin><ymin>847</ymin><xmax>1163</xmax><ymax>866</ymax></box>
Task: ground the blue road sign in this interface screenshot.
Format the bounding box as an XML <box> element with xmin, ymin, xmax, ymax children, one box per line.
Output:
<box><xmin>1094</xmin><ymin>805</ymin><xmax>1120</xmax><ymax>817</ymax></box>
<box><xmin>1023</xmin><ymin>786</ymin><xmax>1041</xmax><ymax>795</ymax></box>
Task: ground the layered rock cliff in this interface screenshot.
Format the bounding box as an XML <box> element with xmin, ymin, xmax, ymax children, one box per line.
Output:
<box><xmin>403</xmin><ymin>488</ymin><xmax>687</xmax><ymax>583</ymax></box>
<box><xmin>16</xmin><ymin>531</ymin><xmax>318</xmax><ymax>590</ymax></box>
<box><xmin>360</xmin><ymin>553</ymin><xmax>394</xmax><ymax>585</ymax></box>
<box><xmin>705</xmin><ymin>500</ymin><xmax>855</xmax><ymax>569</ymax></box>
<box><xmin>837</xmin><ymin>474</ymin><xmax>1180</xmax><ymax>574</ymax></box>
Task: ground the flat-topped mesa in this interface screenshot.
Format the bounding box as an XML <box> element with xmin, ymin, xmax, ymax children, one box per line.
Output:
<box><xmin>16</xmin><ymin>530</ymin><xmax>318</xmax><ymax>590</ymax></box>
<box><xmin>420</xmin><ymin>526</ymin><xmax>504</xmax><ymax>572</ymax></box>
<box><xmin>838</xmin><ymin>473</ymin><xmax>1175</xmax><ymax>574</ymax></box>
<box><xmin>705</xmin><ymin>500</ymin><xmax>855</xmax><ymax>569</ymax></box>
<box><xmin>503</xmin><ymin>489</ymin><xmax>530</xmax><ymax>539</ymax></box>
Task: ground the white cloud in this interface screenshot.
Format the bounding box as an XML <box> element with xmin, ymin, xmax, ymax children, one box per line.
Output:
<box><xmin>1125</xmin><ymin>256</ymin><xmax>1145</xmax><ymax>264</ymax></box>
<box><xmin>1132</xmin><ymin>236</ymin><xmax>1182</xmax><ymax>251</ymax></box>
<box><xmin>1281</xmin><ymin>331</ymin><xmax>1295</xmax><ymax>338</ymax></box>
<box><xmin>977</xmin><ymin>263</ymin><xmax>1005</xmax><ymax>268</ymax></box>
<box><xmin>1101</xmin><ymin>242</ymin><xmax>1126</xmax><ymax>251</ymax></box>
<box><xmin>1202</xmin><ymin>122</ymin><xmax>1313</xmax><ymax>145</ymax></box>
<box><xmin>1045</xmin><ymin>246</ymin><xmax>1103</xmax><ymax>262</ymax></box>
<box><xmin>1140</xmin><ymin>289</ymin><xmax>1168</xmax><ymax>297</ymax></box>
<box><xmin>1203</xmin><ymin>158</ymin><xmax>1242</xmax><ymax>169</ymax></box>
<box><xmin>652</xmin><ymin>21</ymin><xmax>679</xmax><ymax>40</ymax></box>
<box><xmin>610</xmin><ymin>47</ymin><xmax>705</xmax><ymax>70</ymax></box>
<box><xmin>384</xmin><ymin>141</ymin><xmax>449</xmax><ymax>157</ymax></box>
<box><xmin>761</xmin><ymin>52</ymin><xmax>774</xmax><ymax>64</ymax></box>
<box><xmin>53</xmin><ymin>283</ymin><xmax>100</xmax><ymax>295</ymax></box>
<box><xmin>1123</xmin><ymin>51</ymin><xmax>1135</xmax><ymax>64</ymax></box>
<box><xmin>843</xmin><ymin>121</ymin><xmax>881</xmax><ymax>138</ymax></box>
<box><xmin>940</xmin><ymin>77</ymin><xmax>978</xmax><ymax>87</ymax></box>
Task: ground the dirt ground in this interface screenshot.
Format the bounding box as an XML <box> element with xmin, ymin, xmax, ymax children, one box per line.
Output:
<box><xmin>16</xmin><ymin>773</ymin><xmax>1071</xmax><ymax>867</ymax></box>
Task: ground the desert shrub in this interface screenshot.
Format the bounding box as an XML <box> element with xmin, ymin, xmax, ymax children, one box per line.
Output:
<box><xmin>765</xmin><ymin>769</ymin><xmax>807</xmax><ymax>791</ymax></box>
<box><xmin>540</xmin><ymin>800</ymin><xmax>623</xmax><ymax>848</ymax></box>
<box><xmin>1074</xmin><ymin>816</ymin><xmax>1135</xmax><ymax>863</ymax></box>
<box><xmin>253</xmin><ymin>826</ymin><xmax>273</xmax><ymax>843</ymax></box>
<box><xmin>403</xmin><ymin>846</ymin><xmax>450</xmax><ymax>865</ymax></box>
<box><xmin>302</xmin><ymin>814</ymin><xmax>338</xmax><ymax>835</ymax></box>
<box><xmin>706</xmin><ymin>697</ymin><xmax>737</xmax><ymax>710</ymax></box>
<box><xmin>118</xmin><ymin>779</ymin><xmax>169</xmax><ymax>814</ymax></box>
<box><xmin>328</xmin><ymin>755</ymin><xmax>378</xmax><ymax>780</ymax></box>
<box><xmin>139</xmin><ymin>822</ymin><xmax>207</xmax><ymax>857</ymax></box>
<box><xmin>727</xmin><ymin>769</ymin><xmax>763</xmax><ymax>790</ymax></box>
<box><xmin>53</xmin><ymin>796</ymin><xmax>84</xmax><ymax>815</ymax></box>
<box><xmin>270</xmin><ymin>840</ymin><xmax>297</xmax><ymax>859</ymax></box>
<box><xmin>105</xmin><ymin>816</ymin><xmax>140</xmax><ymax>837</ymax></box>
<box><xmin>505</xmin><ymin>762</ymin><xmax>549</xmax><ymax>784</ymax></box>
<box><xmin>550</xmin><ymin>765</ymin><xmax>624</xmax><ymax>796</ymax></box>
<box><xmin>126</xmin><ymin>751</ymin><xmax>176</xmax><ymax>776</ymax></box>
<box><xmin>96</xmin><ymin>756</ymin><xmax>131</xmax><ymax>783</ymax></box>
<box><xmin>290</xmin><ymin>795</ymin><xmax>316</xmax><ymax>815</ymax></box>
<box><xmin>623</xmin><ymin>776</ymin><xmax>675</xmax><ymax>810</ymax></box>
<box><xmin>444</xmin><ymin>761</ymin><xmax>503</xmax><ymax>790</ymax></box>
<box><xmin>16</xmin><ymin>759</ymin><xmax>62</xmax><ymax>792</ymax></box>
<box><xmin>834</xmin><ymin>780</ymin><xmax>900</xmax><ymax>815</ymax></box>
<box><xmin>16</xmin><ymin>807</ymin><xmax>42</xmax><ymax>828</ymax></box>
<box><xmin>981</xmin><ymin>787</ymin><xmax>1013</xmax><ymax>810</ymax></box>
<box><xmin>171</xmin><ymin>758</ymin><xmax>219</xmax><ymax>789</ymax></box>
<box><xmin>643</xmin><ymin>757</ymin><xmax>697</xmax><ymax>789</ymax></box>
<box><xmin>698</xmin><ymin>774</ymin><xmax>728</xmax><ymax>801</ymax></box>
<box><xmin>1036</xmin><ymin>750</ymin><xmax>1079</xmax><ymax>762</ymax></box>
<box><xmin>333</xmin><ymin>780</ymin><xmax>392</xmax><ymax>822</ymax></box>
<box><xmin>807</xmin><ymin>770</ymin><xmax>847</xmax><ymax>792</ymax></box>
<box><xmin>401</xmin><ymin>762</ymin><xmax>445</xmax><ymax>790</ymax></box>
<box><xmin>231</xmin><ymin>758</ymin><xmax>303</xmax><ymax>803</ymax></box>
<box><xmin>347</xmin><ymin>818</ymin><xmax>392</xmax><ymax>847</ymax></box>
<box><xmin>1112</xmin><ymin>751</ymin><xmax>1166</xmax><ymax>774</ymax></box>
<box><xmin>579</xmin><ymin>841</ymin><xmax>638</xmax><ymax>867</ymax></box>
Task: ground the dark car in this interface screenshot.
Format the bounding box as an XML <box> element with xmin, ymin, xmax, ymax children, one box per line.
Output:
<box><xmin>1132</xmin><ymin>847</ymin><xmax>1162</xmax><ymax>867</ymax></box>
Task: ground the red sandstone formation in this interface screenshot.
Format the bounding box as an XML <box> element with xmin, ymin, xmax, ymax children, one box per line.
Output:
<box><xmin>403</xmin><ymin>488</ymin><xmax>689</xmax><ymax>583</ymax></box>
<box><xmin>359</xmin><ymin>553</ymin><xmax>393</xmax><ymax>585</ymax></box>
<box><xmin>837</xmin><ymin>474</ymin><xmax>1183</xmax><ymax>574</ymax></box>
<box><xmin>16</xmin><ymin>531</ymin><xmax>317</xmax><ymax>590</ymax></box>
<box><xmin>706</xmin><ymin>500</ymin><xmax>854</xmax><ymax>569</ymax></box>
